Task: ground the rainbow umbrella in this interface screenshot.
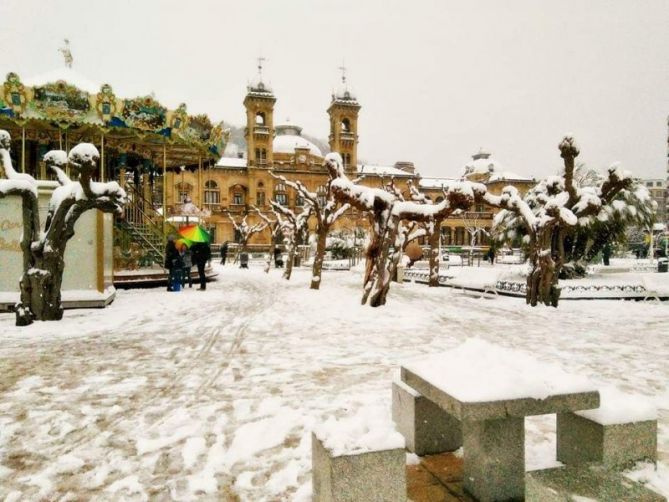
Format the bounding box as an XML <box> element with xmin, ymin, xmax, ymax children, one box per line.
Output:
<box><xmin>175</xmin><ymin>238</ymin><xmax>193</xmax><ymax>250</ymax></box>
<box><xmin>178</xmin><ymin>224</ymin><xmax>211</xmax><ymax>244</ymax></box>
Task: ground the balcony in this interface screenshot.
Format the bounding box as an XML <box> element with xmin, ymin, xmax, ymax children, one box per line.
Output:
<box><xmin>253</xmin><ymin>126</ymin><xmax>270</xmax><ymax>136</ymax></box>
<box><xmin>340</xmin><ymin>132</ymin><xmax>356</xmax><ymax>143</ymax></box>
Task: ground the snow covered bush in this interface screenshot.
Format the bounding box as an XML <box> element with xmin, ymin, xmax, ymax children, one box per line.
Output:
<box><xmin>0</xmin><ymin>130</ymin><xmax>127</xmax><ymax>326</ymax></box>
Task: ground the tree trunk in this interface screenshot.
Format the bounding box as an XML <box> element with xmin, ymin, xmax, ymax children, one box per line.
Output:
<box><xmin>368</xmin><ymin>217</ymin><xmax>398</xmax><ymax>307</ymax></box>
<box><xmin>284</xmin><ymin>240</ymin><xmax>295</xmax><ymax>280</ymax></box>
<box><xmin>428</xmin><ymin>221</ymin><xmax>441</xmax><ymax>287</ymax></box>
<box><xmin>311</xmin><ymin>226</ymin><xmax>328</xmax><ymax>290</ymax></box>
<box><xmin>17</xmin><ymin>246</ymin><xmax>66</xmax><ymax>324</ymax></box>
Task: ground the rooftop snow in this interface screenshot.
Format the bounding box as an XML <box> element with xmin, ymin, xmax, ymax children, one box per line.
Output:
<box><xmin>216</xmin><ymin>157</ymin><xmax>248</xmax><ymax>169</ymax></box>
<box><xmin>356</xmin><ymin>164</ymin><xmax>413</xmax><ymax>178</ymax></box>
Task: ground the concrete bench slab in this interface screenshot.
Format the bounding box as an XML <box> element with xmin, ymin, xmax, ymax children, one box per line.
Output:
<box><xmin>312</xmin><ymin>432</ymin><xmax>406</xmax><ymax>502</ymax></box>
<box><xmin>556</xmin><ymin>388</ymin><xmax>658</xmax><ymax>469</ymax></box>
<box><xmin>392</xmin><ymin>380</ymin><xmax>462</xmax><ymax>455</ymax></box>
<box><xmin>400</xmin><ymin>340</ymin><xmax>600</xmax><ymax>501</ymax></box>
<box><xmin>526</xmin><ymin>464</ymin><xmax>666</xmax><ymax>501</ymax></box>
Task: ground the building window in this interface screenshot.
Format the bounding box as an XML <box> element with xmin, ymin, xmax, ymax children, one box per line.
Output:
<box><xmin>295</xmin><ymin>194</ymin><xmax>304</xmax><ymax>207</ymax></box>
<box><xmin>175</xmin><ymin>181</ymin><xmax>192</xmax><ymax>203</ymax></box>
<box><xmin>274</xmin><ymin>182</ymin><xmax>287</xmax><ymax>206</ymax></box>
<box><xmin>256</xmin><ymin>191</ymin><xmax>265</xmax><ymax>207</ymax></box>
<box><xmin>342</xmin><ymin>153</ymin><xmax>351</xmax><ymax>168</ymax></box>
<box><xmin>475</xmin><ymin>203</ymin><xmax>484</xmax><ymax>212</ymax></box>
<box><xmin>233</xmin><ymin>192</ymin><xmax>244</xmax><ymax>205</ymax></box>
<box><xmin>204</xmin><ymin>180</ymin><xmax>220</xmax><ymax>206</ymax></box>
<box><xmin>255</xmin><ymin>148</ymin><xmax>267</xmax><ymax>166</ymax></box>
<box><xmin>317</xmin><ymin>185</ymin><xmax>327</xmax><ymax>207</ymax></box>
<box><xmin>341</xmin><ymin>118</ymin><xmax>351</xmax><ymax>132</ymax></box>
<box><xmin>255</xmin><ymin>112</ymin><xmax>265</xmax><ymax>125</ymax></box>
<box><xmin>441</xmin><ymin>226</ymin><xmax>452</xmax><ymax>246</ymax></box>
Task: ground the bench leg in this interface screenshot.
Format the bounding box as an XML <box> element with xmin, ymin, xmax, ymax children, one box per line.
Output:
<box><xmin>463</xmin><ymin>416</ymin><xmax>525</xmax><ymax>502</ymax></box>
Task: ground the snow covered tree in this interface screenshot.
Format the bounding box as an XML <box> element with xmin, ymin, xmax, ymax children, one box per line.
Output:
<box><xmin>0</xmin><ymin>130</ymin><xmax>126</xmax><ymax>326</ymax></box>
<box><xmin>325</xmin><ymin>153</ymin><xmax>477</xmax><ymax>306</ymax></box>
<box><xmin>252</xmin><ymin>207</ymin><xmax>279</xmax><ymax>274</ymax></box>
<box><xmin>269</xmin><ymin>201</ymin><xmax>312</xmax><ymax>280</ymax></box>
<box><xmin>460</xmin><ymin>210</ymin><xmax>489</xmax><ymax>266</ymax></box>
<box><xmin>270</xmin><ymin>173</ymin><xmax>349</xmax><ymax>290</ymax></box>
<box><xmin>225</xmin><ymin>210</ymin><xmax>268</xmax><ymax>263</ymax></box>
<box><xmin>490</xmin><ymin>135</ymin><xmax>653</xmax><ymax>306</ymax></box>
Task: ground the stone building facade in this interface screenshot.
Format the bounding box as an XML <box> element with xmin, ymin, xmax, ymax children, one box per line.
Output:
<box><xmin>164</xmin><ymin>81</ymin><xmax>535</xmax><ymax>249</ymax></box>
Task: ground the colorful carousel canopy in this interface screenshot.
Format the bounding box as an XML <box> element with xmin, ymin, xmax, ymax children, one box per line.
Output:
<box><xmin>0</xmin><ymin>70</ymin><xmax>229</xmax><ymax>168</ymax></box>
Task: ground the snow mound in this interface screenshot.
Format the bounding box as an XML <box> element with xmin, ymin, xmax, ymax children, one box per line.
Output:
<box><xmin>314</xmin><ymin>405</ymin><xmax>405</xmax><ymax>457</ymax></box>
<box><xmin>402</xmin><ymin>338</ymin><xmax>596</xmax><ymax>402</ymax></box>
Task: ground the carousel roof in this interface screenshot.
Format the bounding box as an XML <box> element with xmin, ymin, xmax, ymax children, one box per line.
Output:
<box><xmin>0</xmin><ymin>69</ymin><xmax>229</xmax><ymax>166</ymax></box>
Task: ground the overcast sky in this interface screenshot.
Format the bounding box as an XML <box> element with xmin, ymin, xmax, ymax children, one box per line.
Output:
<box><xmin>1</xmin><ymin>0</ymin><xmax>668</xmax><ymax>179</ymax></box>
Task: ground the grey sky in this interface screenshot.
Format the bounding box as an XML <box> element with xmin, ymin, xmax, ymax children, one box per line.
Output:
<box><xmin>1</xmin><ymin>0</ymin><xmax>668</xmax><ymax>179</ymax></box>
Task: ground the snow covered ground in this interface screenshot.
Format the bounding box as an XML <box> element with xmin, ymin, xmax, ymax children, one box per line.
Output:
<box><xmin>0</xmin><ymin>264</ymin><xmax>668</xmax><ymax>500</ymax></box>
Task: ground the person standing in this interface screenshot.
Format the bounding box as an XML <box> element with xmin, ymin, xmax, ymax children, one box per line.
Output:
<box><xmin>164</xmin><ymin>235</ymin><xmax>181</xmax><ymax>291</ymax></box>
<box><xmin>181</xmin><ymin>245</ymin><xmax>193</xmax><ymax>288</ymax></box>
<box><xmin>220</xmin><ymin>241</ymin><xmax>229</xmax><ymax>265</ymax></box>
<box><xmin>191</xmin><ymin>241</ymin><xmax>211</xmax><ymax>290</ymax></box>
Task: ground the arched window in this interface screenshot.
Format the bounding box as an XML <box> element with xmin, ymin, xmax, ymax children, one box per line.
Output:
<box><xmin>317</xmin><ymin>185</ymin><xmax>327</xmax><ymax>207</ymax></box>
<box><xmin>435</xmin><ymin>196</ymin><xmax>444</xmax><ymax>203</ymax></box>
<box><xmin>256</xmin><ymin>181</ymin><xmax>266</xmax><ymax>206</ymax></box>
<box><xmin>204</xmin><ymin>180</ymin><xmax>220</xmax><ymax>206</ymax></box>
<box><xmin>341</xmin><ymin>118</ymin><xmax>351</xmax><ymax>132</ymax></box>
<box><xmin>255</xmin><ymin>111</ymin><xmax>265</xmax><ymax>125</ymax></box>
<box><xmin>274</xmin><ymin>182</ymin><xmax>287</xmax><ymax>206</ymax></box>
<box><xmin>342</xmin><ymin>153</ymin><xmax>351</xmax><ymax>168</ymax></box>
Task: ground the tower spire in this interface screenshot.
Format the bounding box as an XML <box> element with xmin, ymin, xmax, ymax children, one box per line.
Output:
<box><xmin>338</xmin><ymin>61</ymin><xmax>347</xmax><ymax>86</ymax></box>
<box><xmin>59</xmin><ymin>38</ymin><xmax>73</xmax><ymax>69</ymax></box>
<box><xmin>257</xmin><ymin>56</ymin><xmax>266</xmax><ymax>82</ymax></box>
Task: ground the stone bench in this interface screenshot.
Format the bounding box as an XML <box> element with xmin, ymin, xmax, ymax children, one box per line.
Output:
<box><xmin>312</xmin><ymin>409</ymin><xmax>406</xmax><ymax>502</ymax></box>
<box><xmin>400</xmin><ymin>340</ymin><xmax>600</xmax><ymax>502</ymax></box>
<box><xmin>527</xmin><ymin>464</ymin><xmax>666</xmax><ymax>501</ymax></box>
<box><xmin>392</xmin><ymin>380</ymin><xmax>462</xmax><ymax>456</ymax></box>
<box><xmin>557</xmin><ymin>387</ymin><xmax>658</xmax><ymax>469</ymax></box>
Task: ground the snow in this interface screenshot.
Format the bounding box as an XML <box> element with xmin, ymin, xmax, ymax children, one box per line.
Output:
<box><xmin>357</xmin><ymin>164</ymin><xmax>413</xmax><ymax>178</ymax></box>
<box><xmin>314</xmin><ymin>404</ymin><xmax>405</xmax><ymax>456</ymax></box>
<box><xmin>215</xmin><ymin>156</ymin><xmax>248</xmax><ymax>168</ymax></box>
<box><xmin>68</xmin><ymin>143</ymin><xmax>100</xmax><ymax>164</ymax></box>
<box><xmin>402</xmin><ymin>338</ymin><xmax>596</xmax><ymax>402</ymax></box>
<box><xmin>43</xmin><ymin>150</ymin><xmax>68</xmax><ymax>167</ymax></box>
<box><xmin>0</xmin><ymin>266</ymin><xmax>668</xmax><ymax>500</ymax></box>
<box><xmin>575</xmin><ymin>386</ymin><xmax>657</xmax><ymax>425</ymax></box>
<box><xmin>273</xmin><ymin>134</ymin><xmax>322</xmax><ymax>157</ymax></box>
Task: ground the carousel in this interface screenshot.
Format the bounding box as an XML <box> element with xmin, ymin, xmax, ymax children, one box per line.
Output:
<box><xmin>0</xmin><ymin>44</ymin><xmax>226</xmax><ymax>306</ymax></box>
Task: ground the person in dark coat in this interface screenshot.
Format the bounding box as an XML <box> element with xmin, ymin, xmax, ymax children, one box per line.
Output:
<box><xmin>274</xmin><ymin>247</ymin><xmax>283</xmax><ymax>268</ymax></box>
<box><xmin>191</xmin><ymin>241</ymin><xmax>211</xmax><ymax>290</ymax></box>
<box><xmin>164</xmin><ymin>236</ymin><xmax>182</xmax><ymax>291</ymax></box>
<box><xmin>220</xmin><ymin>241</ymin><xmax>229</xmax><ymax>265</ymax></box>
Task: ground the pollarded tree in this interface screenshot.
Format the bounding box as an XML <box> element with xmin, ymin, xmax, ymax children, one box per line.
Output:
<box><xmin>0</xmin><ymin>130</ymin><xmax>126</xmax><ymax>326</ymax></box>
<box><xmin>488</xmin><ymin>135</ymin><xmax>651</xmax><ymax>306</ymax></box>
<box><xmin>252</xmin><ymin>206</ymin><xmax>279</xmax><ymax>274</ymax></box>
<box><xmin>269</xmin><ymin>201</ymin><xmax>312</xmax><ymax>280</ymax></box>
<box><xmin>225</xmin><ymin>210</ymin><xmax>268</xmax><ymax>263</ymax></box>
<box><xmin>325</xmin><ymin>153</ymin><xmax>478</xmax><ymax>306</ymax></box>
<box><xmin>270</xmin><ymin>173</ymin><xmax>349</xmax><ymax>290</ymax></box>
